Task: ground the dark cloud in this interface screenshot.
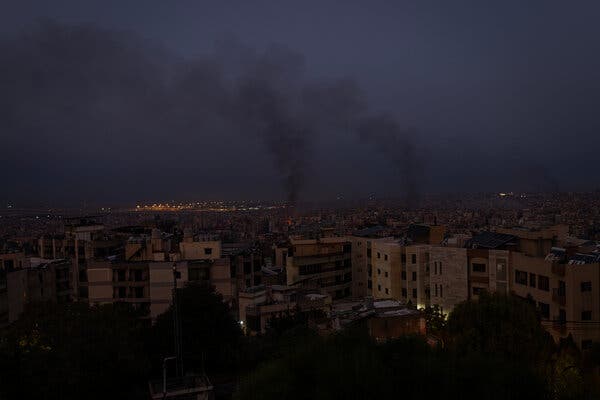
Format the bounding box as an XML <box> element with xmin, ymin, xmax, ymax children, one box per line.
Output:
<box><xmin>0</xmin><ymin>21</ymin><xmax>423</xmax><ymax>206</ymax></box>
<box><xmin>2</xmin><ymin>0</ymin><xmax>600</xmax><ymax>206</ymax></box>
<box><xmin>357</xmin><ymin>115</ymin><xmax>421</xmax><ymax>206</ymax></box>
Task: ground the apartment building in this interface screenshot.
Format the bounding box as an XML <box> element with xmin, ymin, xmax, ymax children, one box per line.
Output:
<box><xmin>286</xmin><ymin>237</ymin><xmax>352</xmax><ymax>299</ymax></box>
<box><xmin>370</xmin><ymin>240</ymin><xmax>404</xmax><ymax>300</ymax></box>
<box><xmin>511</xmin><ymin>243</ymin><xmax>600</xmax><ymax>350</ymax></box>
<box><xmin>87</xmin><ymin>229</ymin><xmax>234</xmax><ymax>319</ymax></box>
<box><xmin>223</xmin><ymin>242</ymin><xmax>263</xmax><ymax>292</ymax></box>
<box><xmin>0</xmin><ymin>257</ymin><xmax>71</xmax><ymax>326</ymax></box>
<box><xmin>63</xmin><ymin>218</ymin><xmax>122</xmax><ymax>301</ymax></box>
<box><xmin>429</xmin><ymin>232</ymin><xmax>513</xmax><ymax>315</ymax></box>
<box><xmin>405</xmin><ymin>245</ymin><xmax>431</xmax><ymax>308</ymax></box>
<box><xmin>350</xmin><ymin>226</ymin><xmax>394</xmax><ymax>298</ymax></box>
<box><xmin>238</xmin><ymin>284</ymin><xmax>331</xmax><ymax>334</ymax></box>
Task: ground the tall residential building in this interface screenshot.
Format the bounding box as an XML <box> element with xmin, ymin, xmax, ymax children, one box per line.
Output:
<box><xmin>286</xmin><ymin>237</ymin><xmax>352</xmax><ymax>299</ymax></box>
<box><xmin>350</xmin><ymin>226</ymin><xmax>394</xmax><ymax>298</ymax></box>
<box><xmin>429</xmin><ymin>232</ymin><xmax>513</xmax><ymax>315</ymax></box>
<box><xmin>87</xmin><ymin>229</ymin><xmax>234</xmax><ymax>319</ymax></box>
<box><xmin>0</xmin><ymin>257</ymin><xmax>71</xmax><ymax>326</ymax></box>
<box><xmin>370</xmin><ymin>240</ymin><xmax>404</xmax><ymax>300</ymax></box>
<box><xmin>511</xmin><ymin>242</ymin><xmax>600</xmax><ymax>350</ymax></box>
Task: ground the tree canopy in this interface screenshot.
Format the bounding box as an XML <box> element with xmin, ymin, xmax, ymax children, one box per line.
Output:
<box><xmin>150</xmin><ymin>282</ymin><xmax>243</xmax><ymax>375</ymax></box>
<box><xmin>0</xmin><ymin>301</ymin><xmax>150</xmax><ymax>400</ymax></box>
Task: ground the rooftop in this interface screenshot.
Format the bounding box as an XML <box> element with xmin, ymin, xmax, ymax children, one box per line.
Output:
<box><xmin>467</xmin><ymin>231</ymin><xmax>517</xmax><ymax>249</ymax></box>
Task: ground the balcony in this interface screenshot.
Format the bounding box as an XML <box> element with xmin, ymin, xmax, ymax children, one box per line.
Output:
<box><xmin>551</xmin><ymin>263</ymin><xmax>565</xmax><ymax>277</ymax></box>
<box><xmin>552</xmin><ymin>288</ymin><xmax>566</xmax><ymax>306</ymax></box>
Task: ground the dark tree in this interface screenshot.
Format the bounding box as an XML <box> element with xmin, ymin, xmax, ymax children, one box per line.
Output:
<box><xmin>446</xmin><ymin>292</ymin><xmax>553</xmax><ymax>364</ymax></box>
<box><xmin>0</xmin><ymin>301</ymin><xmax>150</xmax><ymax>400</ymax></box>
<box><xmin>150</xmin><ymin>282</ymin><xmax>242</xmax><ymax>375</ymax></box>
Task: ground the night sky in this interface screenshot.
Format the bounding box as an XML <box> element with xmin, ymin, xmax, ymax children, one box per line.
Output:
<box><xmin>2</xmin><ymin>1</ymin><xmax>600</xmax><ymax>206</ymax></box>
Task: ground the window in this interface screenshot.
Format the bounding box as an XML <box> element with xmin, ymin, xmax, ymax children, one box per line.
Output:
<box><xmin>472</xmin><ymin>263</ymin><xmax>486</xmax><ymax>273</ymax></box>
<box><xmin>116</xmin><ymin>269</ymin><xmax>126</xmax><ymax>282</ymax></box>
<box><xmin>377</xmin><ymin>284</ymin><xmax>381</xmax><ymax>292</ymax></box>
<box><xmin>496</xmin><ymin>260</ymin><xmax>507</xmax><ymax>281</ymax></box>
<box><xmin>411</xmin><ymin>254</ymin><xmax>417</xmax><ymax>264</ymax></box>
<box><xmin>581</xmin><ymin>281</ymin><xmax>592</xmax><ymax>292</ymax></box>
<box><xmin>582</xmin><ymin>340</ymin><xmax>593</xmax><ymax>350</ymax></box>
<box><xmin>538</xmin><ymin>275</ymin><xmax>550</xmax><ymax>291</ymax></box>
<box><xmin>401</xmin><ymin>270</ymin><xmax>406</xmax><ymax>280</ymax></box>
<box><xmin>538</xmin><ymin>302</ymin><xmax>550</xmax><ymax>319</ymax></box>
<box><xmin>117</xmin><ymin>287</ymin><xmax>127</xmax><ymax>298</ymax></box>
<box><xmin>529</xmin><ymin>273</ymin><xmax>536</xmax><ymax>288</ymax></box>
<box><xmin>582</xmin><ymin>311</ymin><xmax>592</xmax><ymax>321</ymax></box>
<box><xmin>384</xmin><ymin>271</ymin><xmax>388</xmax><ymax>278</ymax></box>
<box><xmin>368</xmin><ymin>280</ymin><xmax>372</xmax><ymax>289</ymax></box>
<box><xmin>134</xmin><ymin>287</ymin><xmax>144</xmax><ymax>299</ymax></box>
<box><xmin>435</xmin><ymin>284</ymin><xmax>438</xmax><ymax>297</ymax></box>
<box><xmin>299</xmin><ymin>264</ymin><xmax>321</xmax><ymax>275</ymax></box>
<box><xmin>402</xmin><ymin>288</ymin><xmax>407</xmax><ymax>298</ymax></box>
<box><xmin>384</xmin><ymin>254</ymin><xmax>388</xmax><ymax>261</ymax></box>
<box><xmin>515</xmin><ymin>270</ymin><xmax>528</xmax><ymax>285</ymax></box>
<box><xmin>377</xmin><ymin>252</ymin><xmax>381</xmax><ymax>259</ymax></box>
<box><xmin>434</xmin><ymin>262</ymin><xmax>437</xmax><ymax>275</ymax></box>
<box><xmin>439</xmin><ymin>262</ymin><xmax>442</xmax><ymax>275</ymax></box>
<box><xmin>401</xmin><ymin>254</ymin><xmax>406</xmax><ymax>264</ymax></box>
<box><xmin>204</xmin><ymin>247</ymin><xmax>212</xmax><ymax>255</ymax></box>
<box><xmin>366</xmin><ymin>249</ymin><xmax>372</xmax><ymax>258</ymax></box>
<box><xmin>133</xmin><ymin>269</ymin><xmax>144</xmax><ymax>282</ymax></box>
<box><xmin>412</xmin><ymin>289</ymin><xmax>417</xmax><ymax>298</ymax></box>
<box><xmin>377</xmin><ymin>268</ymin><xmax>381</xmax><ymax>275</ymax></box>
<box><xmin>472</xmin><ymin>287</ymin><xmax>484</xmax><ymax>296</ymax></box>
<box><xmin>189</xmin><ymin>267</ymin><xmax>208</xmax><ymax>281</ymax></box>
<box><xmin>440</xmin><ymin>285</ymin><xmax>443</xmax><ymax>298</ymax></box>
<box><xmin>385</xmin><ymin>288</ymin><xmax>389</xmax><ymax>295</ymax></box>
<box><xmin>412</xmin><ymin>271</ymin><xmax>417</xmax><ymax>281</ymax></box>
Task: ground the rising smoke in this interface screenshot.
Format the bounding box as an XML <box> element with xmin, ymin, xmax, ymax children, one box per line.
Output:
<box><xmin>0</xmin><ymin>21</ymin><xmax>421</xmax><ymax>205</ymax></box>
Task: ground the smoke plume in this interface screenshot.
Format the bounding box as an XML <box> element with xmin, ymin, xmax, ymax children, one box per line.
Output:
<box><xmin>0</xmin><ymin>21</ymin><xmax>421</xmax><ymax>204</ymax></box>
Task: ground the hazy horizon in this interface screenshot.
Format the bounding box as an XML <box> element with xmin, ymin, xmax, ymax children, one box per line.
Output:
<box><xmin>2</xmin><ymin>1</ymin><xmax>600</xmax><ymax>205</ymax></box>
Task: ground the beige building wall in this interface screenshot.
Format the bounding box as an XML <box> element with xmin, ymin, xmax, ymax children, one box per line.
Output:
<box><xmin>511</xmin><ymin>252</ymin><xmax>600</xmax><ymax>349</ymax></box>
<box><xmin>371</xmin><ymin>241</ymin><xmax>403</xmax><ymax>300</ymax></box>
<box><xmin>149</xmin><ymin>262</ymin><xmax>189</xmax><ymax>319</ymax></box>
<box><xmin>87</xmin><ymin>262</ymin><xmax>113</xmax><ymax>304</ymax></box>
<box><xmin>350</xmin><ymin>236</ymin><xmax>370</xmax><ymax>298</ymax></box>
<box><xmin>180</xmin><ymin>241</ymin><xmax>221</xmax><ymax>261</ymax></box>
<box><xmin>286</xmin><ymin>237</ymin><xmax>352</xmax><ymax>299</ymax></box>
<box><xmin>564</xmin><ymin>263</ymin><xmax>600</xmax><ymax>348</ymax></box>
<box><xmin>429</xmin><ymin>247</ymin><xmax>468</xmax><ymax>315</ymax></box>
<box><xmin>210</xmin><ymin>258</ymin><xmax>233</xmax><ymax>301</ymax></box>
<box><xmin>406</xmin><ymin>245</ymin><xmax>430</xmax><ymax>308</ymax></box>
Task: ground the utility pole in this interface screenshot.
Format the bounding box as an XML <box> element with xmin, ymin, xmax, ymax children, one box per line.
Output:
<box><xmin>172</xmin><ymin>263</ymin><xmax>183</xmax><ymax>377</ymax></box>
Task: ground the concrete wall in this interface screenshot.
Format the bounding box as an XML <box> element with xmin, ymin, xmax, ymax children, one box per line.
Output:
<box><xmin>429</xmin><ymin>247</ymin><xmax>468</xmax><ymax>315</ymax></box>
